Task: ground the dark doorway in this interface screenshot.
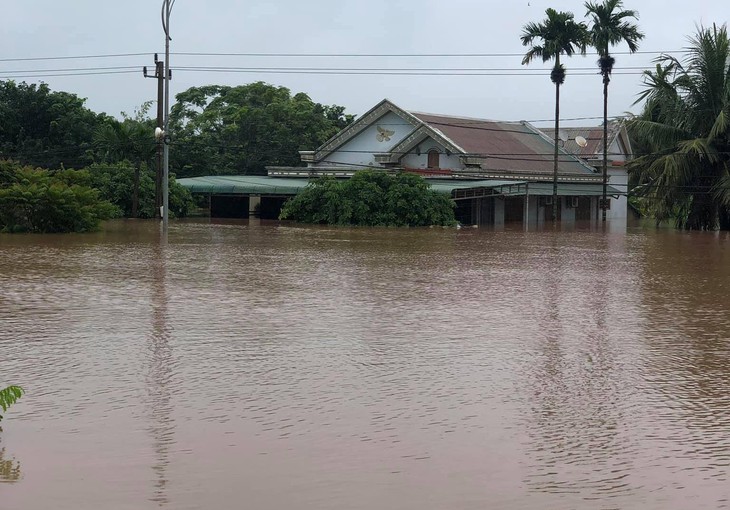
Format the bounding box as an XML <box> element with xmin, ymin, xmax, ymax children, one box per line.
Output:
<box><xmin>211</xmin><ymin>196</ymin><xmax>249</xmax><ymax>218</ymax></box>
<box><xmin>575</xmin><ymin>197</ymin><xmax>592</xmax><ymax>221</ymax></box>
<box><xmin>259</xmin><ymin>197</ymin><xmax>290</xmax><ymax>220</ymax></box>
<box><xmin>504</xmin><ymin>197</ymin><xmax>524</xmax><ymax>223</ymax></box>
<box><xmin>454</xmin><ymin>200</ymin><xmax>474</xmax><ymax>225</ymax></box>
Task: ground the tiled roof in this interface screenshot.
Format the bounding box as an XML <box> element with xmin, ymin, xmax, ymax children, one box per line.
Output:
<box><xmin>410</xmin><ymin>112</ymin><xmax>597</xmax><ymax>176</ymax></box>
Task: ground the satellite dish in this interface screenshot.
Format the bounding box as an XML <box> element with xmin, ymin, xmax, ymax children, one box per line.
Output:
<box><xmin>558</xmin><ymin>129</ymin><xmax>569</xmax><ymax>143</ymax></box>
<box><xmin>575</xmin><ymin>135</ymin><xmax>588</xmax><ymax>148</ymax></box>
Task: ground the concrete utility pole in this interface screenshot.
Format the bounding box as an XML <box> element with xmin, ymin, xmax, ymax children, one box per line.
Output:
<box><xmin>161</xmin><ymin>0</ymin><xmax>174</xmax><ymax>231</ymax></box>
<box><xmin>143</xmin><ymin>54</ymin><xmax>165</xmax><ymax>218</ymax></box>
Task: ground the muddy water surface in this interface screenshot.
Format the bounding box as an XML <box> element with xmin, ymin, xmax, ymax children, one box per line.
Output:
<box><xmin>1</xmin><ymin>220</ymin><xmax>729</xmax><ymax>509</ymax></box>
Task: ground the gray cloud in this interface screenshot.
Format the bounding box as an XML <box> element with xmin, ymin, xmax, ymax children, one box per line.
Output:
<box><xmin>2</xmin><ymin>0</ymin><xmax>727</xmax><ymax>126</ymax></box>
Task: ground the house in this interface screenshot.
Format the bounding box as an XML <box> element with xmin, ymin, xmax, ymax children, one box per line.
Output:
<box><xmin>542</xmin><ymin>120</ymin><xmax>632</xmax><ymax>223</ymax></box>
<box><xmin>179</xmin><ymin>99</ymin><xmax>623</xmax><ymax>227</ymax></box>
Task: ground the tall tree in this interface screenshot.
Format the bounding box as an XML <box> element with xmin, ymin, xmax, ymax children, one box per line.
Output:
<box><xmin>521</xmin><ymin>9</ymin><xmax>589</xmax><ymax>222</ymax></box>
<box><xmin>169</xmin><ymin>82</ymin><xmax>353</xmax><ymax>177</ymax></box>
<box><xmin>629</xmin><ymin>24</ymin><xmax>730</xmax><ymax>230</ymax></box>
<box><xmin>0</xmin><ymin>81</ymin><xmax>107</xmax><ymax>169</ymax></box>
<box><xmin>93</xmin><ymin>119</ymin><xmax>156</xmax><ymax>217</ymax></box>
<box><xmin>585</xmin><ymin>0</ymin><xmax>644</xmax><ymax>221</ymax></box>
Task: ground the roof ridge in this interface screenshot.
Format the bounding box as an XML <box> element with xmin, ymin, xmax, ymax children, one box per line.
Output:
<box><xmin>410</xmin><ymin>110</ymin><xmax>520</xmax><ymax>124</ymax></box>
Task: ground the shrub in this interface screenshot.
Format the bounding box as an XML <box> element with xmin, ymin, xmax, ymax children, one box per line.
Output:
<box><xmin>280</xmin><ymin>170</ymin><xmax>456</xmax><ymax>227</ymax></box>
<box><xmin>0</xmin><ymin>161</ymin><xmax>117</xmax><ymax>233</ymax></box>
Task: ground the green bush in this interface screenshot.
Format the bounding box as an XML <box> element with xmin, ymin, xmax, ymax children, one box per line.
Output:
<box><xmin>85</xmin><ymin>163</ymin><xmax>194</xmax><ymax>219</ymax></box>
<box><xmin>280</xmin><ymin>170</ymin><xmax>456</xmax><ymax>227</ymax></box>
<box><xmin>0</xmin><ymin>161</ymin><xmax>117</xmax><ymax>233</ymax></box>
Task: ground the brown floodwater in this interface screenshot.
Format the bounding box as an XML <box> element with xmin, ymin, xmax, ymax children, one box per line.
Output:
<box><xmin>1</xmin><ymin>219</ymin><xmax>729</xmax><ymax>509</ymax></box>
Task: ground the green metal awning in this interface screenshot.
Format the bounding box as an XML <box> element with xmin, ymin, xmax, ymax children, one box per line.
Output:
<box><xmin>177</xmin><ymin>175</ymin><xmax>621</xmax><ymax>198</ymax></box>
<box><xmin>176</xmin><ymin>176</ymin><xmax>311</xmax><ymax>195</ymax></box>
<box><xmin>177</xmin><ymin>175</ymin><xmax>528</xmax><ymax>196</ymax></box>
<box><xmin>499</xmin><ymin>182</ymin><xmax>622</xmax><ymax>196</ymax></box>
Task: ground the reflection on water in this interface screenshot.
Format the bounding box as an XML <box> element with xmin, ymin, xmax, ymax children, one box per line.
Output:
<box><xmin>0</xmin><ymin>448</ymin><xmax>22</xmax><ymax>483</ymax></box>
<box><xmin>146</xmin><ymin>230</ymin><xmax>174</xmax><ymax>507</ymax></box>
<box><xmin>0</xmin><ymin>220</ymin><xmax>729</xmax><ymax>510</ymax></box>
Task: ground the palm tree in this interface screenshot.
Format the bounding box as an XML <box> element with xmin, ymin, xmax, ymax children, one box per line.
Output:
<box><xmin>585</xmin><ymin>0</ymin><xmax>644</xmax><ymax>222</ymax></box>
<box><xmin>94</xmin><ymin>120</ymin><xmax>155</xmax><ymax>218</ymax></box>
<box><xmin>629</xmin><ymin>24</ymin><xmax>730</xmax><ymax>230</ymax></box>
<box><xmin>521</xmin><ymin>9</ymin><xmax>589</xmax><ymax>222</ymax></box>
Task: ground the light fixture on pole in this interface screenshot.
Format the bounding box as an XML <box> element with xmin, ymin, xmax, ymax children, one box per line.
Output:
<box><xmin>161</xmin><ymin>0</ymin><xmax>174</xmax><ymax>231</ymax></box>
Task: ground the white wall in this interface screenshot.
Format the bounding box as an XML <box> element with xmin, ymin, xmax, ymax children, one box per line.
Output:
<box><xmin>607</xmin><ymin>168</ymin><xmax>628</xmax><ymax>223</ymax></box>
<box><xmin>608</xmin><ymin>137</ymin><xmax>627</xmax><ymax>163</ymax></box>
<box><xmin>322</xmin><ymin>111</ymin><xmax>415</xmax><ymax>167</ymax></box>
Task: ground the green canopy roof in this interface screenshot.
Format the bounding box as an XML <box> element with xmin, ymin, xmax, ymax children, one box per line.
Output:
<box><xmin>177</xmin><ymin>175</ymin><xmax>621</xmax><ymax>197</ymax></box>
<box><xmin>176</xmin><ymin>176</ymin><xmax>310</xmax><ymax>195</ymax></box>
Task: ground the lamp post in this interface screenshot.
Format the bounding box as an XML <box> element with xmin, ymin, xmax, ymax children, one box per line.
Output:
<box><xmin>161</xmin><ymin>0</ymin><xmax>174</xmax><ymax>231</ymax></box>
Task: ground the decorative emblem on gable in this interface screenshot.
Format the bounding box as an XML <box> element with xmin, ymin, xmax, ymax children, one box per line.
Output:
<box><xmin>376</xmin><ymin>126</ymin><xmax>395</xmax><ymax>142</ymax></box>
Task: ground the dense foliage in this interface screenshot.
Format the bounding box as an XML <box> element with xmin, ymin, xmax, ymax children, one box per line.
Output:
<box><xmin>280</xmin><ymin>171</ymin><xmax>456</xmax><ymax>227</ymax></box>
<box><xmin>93</xmin><ymin>111</ymin><xmax>158</xmax><ymax>218</ymax></box>
<box><xmin>0</xmin><ymin>160</ymin><xmax>116</xmax><ymax>233</ymax></box>
<box><xmin>0</xmin><ymin>81</ymin><xmax>107</xmax><ymax>169</ymax></box>
<box><xmin>0</xmin><ymin>386</ymin><xmax>23</xmax><ymax>423</ymax></box>
<box><xmin>169</xmin><ymin>82</ymin><xmax>353</xmax><ymax>177</ymax></box>
<box><xmin>1</xmin><ymin>80</ymin><xmax>346</xmax><ymax>228</ymax></box>
<box><xmin>629</xmin><ymin>24</ymin><xmax>730</xmax><ymax>230</ymax></box>
<box><xmin>85</xmin><ymin>162</ymin><xmax>193</xmax><ymax>219</ymax></box>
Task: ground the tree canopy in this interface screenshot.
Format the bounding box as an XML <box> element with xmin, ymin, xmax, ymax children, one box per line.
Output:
<box><xmin>169</xmin><ymin>82</ymin><xmax>353</xmax><ymax>177</ymax></box>
<box><xmin>629</xmin><ymin>24</ymin><xmax>730</xmax><ymax>230</ymax></box>
<box><xmin>280</xmin><ymin>170</ymin><xmax>456</xmax><ymax>227</ymax></box>
<box><xmin>0</xmin><ymin>160</ymin><xmax>117</xmax><ymax>233</ymax></box>
<box><xmin>0</xmin><ymin>81</ymin><xmax>107</xmax><ymax>169</ymax></box>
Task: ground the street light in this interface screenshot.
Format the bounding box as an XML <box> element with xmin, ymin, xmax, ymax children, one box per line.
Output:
<box><xmin>161</xmin><ymin>0</ymin><xmax>174</xmax><ymax>231</ymax></box>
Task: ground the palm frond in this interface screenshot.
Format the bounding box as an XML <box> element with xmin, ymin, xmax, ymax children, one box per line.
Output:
<box><xmin>0</xmin><ymin>386</ymin><xmax>24</xmax><ymax>421</ymax></box>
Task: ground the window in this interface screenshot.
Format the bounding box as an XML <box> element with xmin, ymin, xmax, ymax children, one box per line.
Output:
<box><xmin>427</xmin><ymin>150</ymin><xmax>440</xmax><ymax>169</ymax></box>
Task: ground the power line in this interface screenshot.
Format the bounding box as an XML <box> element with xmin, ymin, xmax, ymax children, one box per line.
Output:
<box><xmin>0</xmin><ymin>49</ymin><xmax>690</xmax><ymax>63</ymax></box>
<box><xmin>0</xmin><ymin>53</ymin><xmax>151</xmax><ymax>62</ymax></box>
<box><xmin>0</xmin><ymin>65</ymin><xmax>141</xmax><ymax>74</ymax></box>
<box><xmin>173</xmin><ymin>65</ymin><xmax>651</xmax><ymax>72</ymax></box>
<box><xmin>173</xmin><ymin>68</ymin><xmax>648</xmax><ymax>77</ymax></box>
<box><xmin>172</xmin><ymin>50</ymin><xmax>688</xmax><ymax>58</ymax></box>
<box><xmin>0</xmin><ymin>70</ymin><xmax>140</xmax><ymax>79</ymax></box>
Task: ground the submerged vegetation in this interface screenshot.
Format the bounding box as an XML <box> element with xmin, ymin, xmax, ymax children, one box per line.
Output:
<box><xmin>280</xmin><ymin>171</ymin><xmax>456</xmax><ymax>227</ymax></box>
<box><xmin>0</xmin><ymin>161</ymin><xmax>116</xmax><ymax>233</ymax></box>
<box><xmin>0</xmin><ymin>160</ymin><xmax>194</xmax><ymax>233</ymax></box>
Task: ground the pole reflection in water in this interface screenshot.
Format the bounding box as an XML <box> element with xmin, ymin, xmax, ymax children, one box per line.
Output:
<box><xmin>145</xmin><ymin>229</ymin><xmax>175</xmax><ymax>507</ymax></box>
<box><xmin>521</xmin><ymin>232</ymin><xmax>642</xmax><ymax>503</ymax></box>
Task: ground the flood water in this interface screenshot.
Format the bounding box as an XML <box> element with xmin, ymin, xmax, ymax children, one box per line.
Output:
<box><xmin>1</xmin><ymin>220</ymin><xmax>730</xmax><ymax>509</ymax></box>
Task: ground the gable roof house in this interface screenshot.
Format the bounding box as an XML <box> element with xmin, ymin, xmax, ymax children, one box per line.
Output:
<box><xmin>179</xmin><ymin>99</ymin><xmax>623</xmax><ymax>227</ymax></box>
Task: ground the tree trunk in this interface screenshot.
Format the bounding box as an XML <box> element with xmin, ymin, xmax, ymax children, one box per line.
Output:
<box><xmin>553</xmin><ymin>78</ymin><xmax>560</xmax><ymax>224</ymax></box>
<box><xmin>601</xmin><ymin>73</ymin><xmax>610</xmax><ymax>223</ymax></box>
<box><xmin>719</xmin><ymin>207</ymin><xmax>730</xmax><ymax>231</ymax></box>
<box><xmin>686</xmin><ymin>181</ymin><xmax>717</xmax><ymax>230</ymax></box>
<box><xmin>132</xmin><ymin>163</ymin><xmax>140</xmax><ymax>218</ymax></box>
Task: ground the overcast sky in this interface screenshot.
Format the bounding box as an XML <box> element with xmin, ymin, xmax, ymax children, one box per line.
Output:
<box><xmin>2</xmin><ymin>1</ymin><xmax>727</xmax><ymax>127</ymax></box>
